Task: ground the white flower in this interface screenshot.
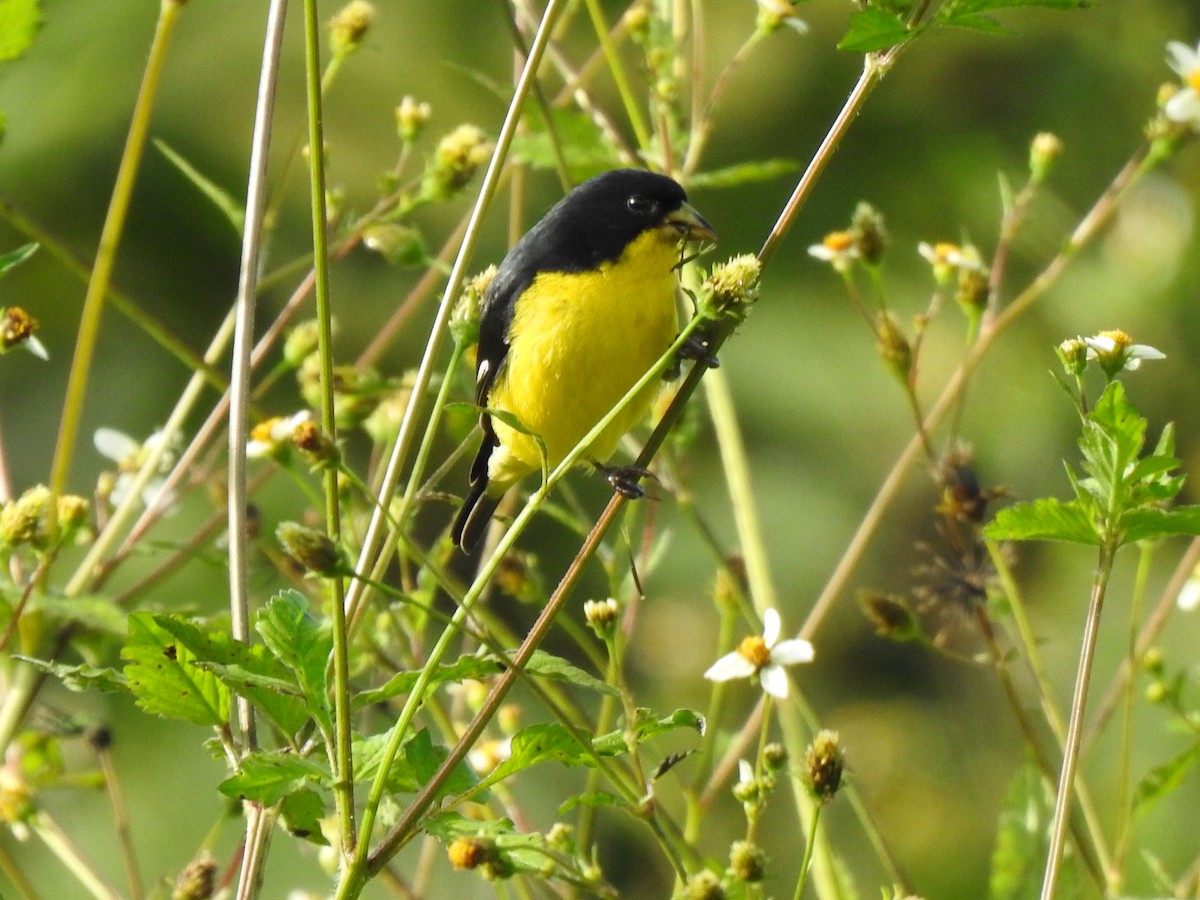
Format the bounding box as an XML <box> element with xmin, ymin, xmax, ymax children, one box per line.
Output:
<box><xmin>808</xmin><ymin>231</ymin><xmax>859</xmax><ymax>273</ymax></box>
<box><xmin>246</xmin><ymin>410</ymin><xmax>315</xmax><ymax>458</ymax></box>
<box><xmin>1165</xmin><ymin>40</ymin><xmax>1200</xmax><ymax>129</ymax></box>
<box><xmin>94</xmin><ymin>427</ymin><xmax>177</xmax><ymax>508</ymax></box>
<box><xmin>704</xmin><ymin>608</ymin><xmax>814</xmax><ymax>698</ymax></box>
<box><xmin>1082</xmin><ymin>330</ymin><xmax>1165</xmax><ymax>373</ymax></box>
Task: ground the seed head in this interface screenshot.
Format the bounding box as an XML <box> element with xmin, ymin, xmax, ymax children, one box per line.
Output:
<box><xmin>802</xmin><ymin>730</ymin><xmax>845</xmax><ymax>803</ymax></box>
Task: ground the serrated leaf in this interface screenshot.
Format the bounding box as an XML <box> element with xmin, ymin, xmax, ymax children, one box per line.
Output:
<box><xmin>838</xmin><ymin>8</ymin><xmax>912</xmax><ymax>52</ymax></box>
<box><xmin>522</xmin><ymin>650</ymin><xmax>619</xmax><ymax>696</ymax></box>
<box><xmin>687</xmin><ymin>160</ymin><xmax>800</xmax><ymax>191</ymax></box>
<box><xmin>192</xmin><ymin>661</ymin><xmax>309</xmax><ymax>737</ymax></box>
<box><xmin>939</xmin><ymin>11</ymin><xmax>1010</xmax><ymax>33</ymax></box>
<box><xmin>15</xmin><ymin>658</ymin><xmax>127</xmax><ymax>693</ymax></box>
<box><xmin>405</xmin><ymin>728</ymin><xmax>479</xmax><ymax>801</ymax></box>
<box><xmin>352</xmin><ymin>732</ymin><xmax>420</xmax><ymax>794</ymax></box>
<box><xmin>984</xmin><ymin>498</ymin><xmax>1098</xmax><ymax>544</ymax></box>
<box><xmin>122</xmin><ymin>613</ymin><xmax>230</xmax><ymax>727</ymax></box>
<box><xmin>478</xmin><ymin>723</ymin><xmax>593</xmax><ymax>791</ymax></box>
<box><xmin>218</xmin><ymin>751</ymin><xmax>329</xmax><ymax>804</ymax></box>
<box><xmin>0</xmin><ymin>242</ymin><xmax>37</xmax><ymax>276</ymax></box>
<box><xmin>0</xmin><ymin>0</ymin><xmax>41</xmax><ymax>62</ymax></box>
<box><xmin>945</xmin><ymin>0</ymin><xmax>1089</xmax><ymax>11</ymax></box>
<box><xmin>1120</xmin><ymin>507</ymin><xmax>1200</xmax><ymax>544</ymax></box>
<box><xmin>256</xmin><ymin>591</ymin><xmax>332</xmax><ymax>732</ymax></box>
<box><xmin>153</xmin><ymin>139</ymin><xmax>244</xmax><ymax>235</ymax></box>
<box><xmin>510</xmin><ymin>107</ymin><xmax>622</xmax><ymax>179</ymax></box>
<box><xmin>1134</xmin><ymin>742</ymin><xmax>1200</xmax><ymax>817</ymax></box>
<box><xmin>592</xmin><ymin>708</ymin><xmax>705</xmax><ymax>756</ymax></box>
<box><xmin>280</xmin><ymin>788</ymin><xmax>329</xmax><ymax>845</ymax></box>
<box><xmin>354</xmin><ymin>653</ymin><xmax>503</xmax><ymax>707</ymax></box>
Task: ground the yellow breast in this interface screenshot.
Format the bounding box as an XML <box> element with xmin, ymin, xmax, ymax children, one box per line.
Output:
<box><xmin>486</xmin><ymin>228</ymin><xmax>681</xmax><ymax>490</ymax></box>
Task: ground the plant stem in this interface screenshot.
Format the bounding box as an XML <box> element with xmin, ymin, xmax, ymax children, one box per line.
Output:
<box><xmin>792</xmin><ymin>801</ymin><xmax>822</xmax><ymax>900</ymax></box>
<box><xmin>1040</xmin><ymin>542</ymin><xmax>1115</xmax><ymax>900</ymax></box>
<box><xmin>47</xmin><ymin>0</ymin><xmax>185</xmax><ymax>514</ymax></box>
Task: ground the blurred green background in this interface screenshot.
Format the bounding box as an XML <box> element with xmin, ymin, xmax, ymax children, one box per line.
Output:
<box><xmin>2</xmin><ymin>0</ymin><xmax>1200</xmax><ymax>897</ymax></box>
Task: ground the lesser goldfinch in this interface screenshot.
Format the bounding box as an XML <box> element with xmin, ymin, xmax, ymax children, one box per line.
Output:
<box><xmin>451</xmin><ymin>169</ymin><xmax>716</xmax><ymax>552</ymax></box>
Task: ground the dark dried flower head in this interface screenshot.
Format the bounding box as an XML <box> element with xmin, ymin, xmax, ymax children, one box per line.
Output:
<box><xmin>802</xmin><ymin>729</ymin><xmax>845</xmax><ymax>802</ymax></box>
<box><xmin>172</xmin><ymin>851</ymin><xmax>218</xmax><ymax>900</ymax></box>
<box><xmin>850</xmin><ymin>202</ymin><xmax>888</xmax><ymax>266</ymax></box>
<box><xmin>276</xmin><ymin>522</ymin><xmax>344</xmax><ymax>577</ymax></box>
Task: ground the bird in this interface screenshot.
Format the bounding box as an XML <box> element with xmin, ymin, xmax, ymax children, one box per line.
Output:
<box><xmin>451</xmin><ymin>168</ymin><xmax>716</xmax><ymax>552</ymax></box>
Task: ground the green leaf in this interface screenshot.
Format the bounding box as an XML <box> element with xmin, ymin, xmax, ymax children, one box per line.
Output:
<box><xmin>256</xmin><ymin>591</ymin><xmax>332</xmax><ymax>732</ymax></box>
<box><xmin>511</xmin><ymin>107</ymin><xmax>623</xmax><ymax>179</ymax></box>
<box><xmin>687</xmin><ymin>160</ymin><xmax>801</xmax><ymax>191</ymax></box>
<box><xmin>989</xmin><ymin>760</ymin><xmax>1050</xmax><ymax>900</ymax></box>
<box><xmin>478</xmin><ymin>723</ymin><xmax>594</xmax><ymax>791</ymax></box>
<box><xmin>1120</xmin><ymin>507</ymin><xmax>1200</xmax><ymax>544</ymax></box>
<box><xmin>122</xmin><ymin>613</ymin><xmax>230</xmax><ymax>727</ymax></box>
<box><xmin>838</xmin><ymin>8</ymin><xmax>912</xmax><ymax>52</ymax></box>
<box><xmin>405</xmin><ymin>728</ymin><xmax>479</xmax><ymax>801</ymax></box>
<box><xmin>0</xmin><ymin>0</ymin><xmax>42</xmax><ymax>62</ymax></box>
<box><xmin>191</xmin><ymin>661</ymin><xmax>309</xmax><ymax>737</ymax></box>
<box><xmin>353</xmin><ymin>653</ymin><xmax>503</xmax><ymax>707</ymax></box>
<box><xmin>15</xmin><ymin>658</ymin><xmax>127</xmax><ymax>693</ymax></box>
<box><xmin>523</xmin><ymin>650</ymin><xmax>619</xmax><ymax>697</ymax></box>
<box><xmin>557</xmin><ymin>790</ymin><xmax>626</xmax><ymax>815</ymax></box>
<box><xmin>983</xmin><ymin>498</ymin><xmax>1098</xmax><ymax>544</ymax></box>
<box><xmin>153</xmin><ymin>140</ymin><xmax>244</xmax><ymax>235</ymax></box>
<box><xmin>280</xmin><ymin>788</ymin><xmax>329</xmax><ymax>845</ymax></box>
<box><xmin>218</xmin><ymin>751</ymin><xmax>330</xmax><ymax>805</ymax></box>
<box><xmin>0</xmin><ymin>242</ymin><xmax>37</xmax><ymax>276</ymax></box>
<box><xmin>1134</xmin><ymin>742</ymin><xmax>1200</xmax><ymax>817</ymax></box>
<box><xmin>352</xmin><ymin>732</ymin><xmax>420</xmax><ymax>794</ymax></box>
<box><xmin>592</xmin><ymin>708</ymin><xmax>705</xmax><ymax>757</ymax></box>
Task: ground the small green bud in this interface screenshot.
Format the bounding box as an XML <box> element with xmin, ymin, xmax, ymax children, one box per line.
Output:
<box><xmin>395</xmin><ymin>95</ymin><xmax>432</xmax><ymax>143</ymax></box>
<box><xmin>1141</xmin><ymin>646</ymin><xmax>1164</xmax><ymax>675</ymax></box>
<box><xmin>850</xmin><ymin>202</ymin><xmax>888</xmax><ymax>266</ymax></box>
<box><xmin>329</xmin><ymin>1</ymin><xmax>376</xmax><ymax>55</ymax></box>
<box><xmin>1029</xmin><ymin>132</ymin><xmax>1063</xmax><ymax>183</ymax></box>
<box><xmin>875</xmin><ymin>311</ymin><xmax>912</xmax><ymax>383</ymax></box>
<box><xmin>1146</xmin><ymin>680</ymin><xmax>1167</xmax><ymax>704</ymax></box>
<box><xmin>276</xmin><ymin>522</ymin><xmax>344</xmax><ymax>577</ymax></box>
<box><xmin>283</xmin><ymin>320</ymin><xmax>322</xmax><ymax>369</ymax></box>
<box><xmin>762</xmin><ymin>742</ymin><xmax>788</xmax><ymax>772</ymax></box>
<box><xmin>954</xmin><ymin>246</ymin><xmax>989</xmax><ymax>316</ymax></box>
<box><xmin>362</xmin><ymin>223</ymin><xmax>427</xmax><ymax>266</ymax></box>
<box><xmin>422</xmin><ymin>125</ymin><xmax>493</xmax><ymax>200</ymax></box>
<box><xmin>584</xmin><ymin>597</ymin><xmax>621</xmax><ymax>638</ymax></box>
<box><xmin>682</xmin><ymin>869</ymin><xmax>726</xmax><ymax>900</ymax></box>
<box><xmin>1056</xmin><ymin>337</ymin><xmax>1089</xmax><ymax>379</ymax></box>
<box><xmin>0</xmin><ymin>485</ymin><xmax>52</xmax><ymax>548</ymax></box>
<box><xmin>172</xmin><ymin>851</ymin><xmax>218</xmax><ymax>900</ymax></box>
<box><xmin>729</xmin><ymin>840</ymin><xmax>766</xmax><ymax>883</ymax></box>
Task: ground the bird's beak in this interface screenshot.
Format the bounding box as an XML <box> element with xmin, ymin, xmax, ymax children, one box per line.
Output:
<box><xmin>664</xmin><ymin>203</ymin><xmax>717</xmax><ymax>243</ymax></box>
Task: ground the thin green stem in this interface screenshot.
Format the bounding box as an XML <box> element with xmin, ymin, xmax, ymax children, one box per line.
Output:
<box><xmin>1040</xmin><ymin>542</ymin><xmax>1116</xmax><ymax>900</ymax></box>
<box><xmin>582</xmin><ymin>0</ymin><xmax>651</xmax><ymax>150</ymax></box>
<box><xmin>792</xmin><ymin>801</ymin><xmax>822</xmax><ymax>900</ymax></box>
<box><xmin>300</xmin><ymin>0</ymin><xmax>356</xmax><ymax>864</ymax></box>
<box><xmin>30</xmin><ymin>812</ymin><xmax>121</xmax><ymax>900</ymax></box>
<box><xmin>48</xmin><ymin>0</ymin><xmax>185</xmax><ymax>513</ymax></box>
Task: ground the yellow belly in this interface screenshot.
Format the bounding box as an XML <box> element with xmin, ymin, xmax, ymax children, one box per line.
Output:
<box><xmin>486</xmin><ymin>229</ymin><xmax>680</xmax><ymax>491</ymax></box>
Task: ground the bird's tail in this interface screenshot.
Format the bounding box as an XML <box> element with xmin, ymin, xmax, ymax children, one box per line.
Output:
<box><xmin>451</xmin><ymin>478</ymin><xmax>501</xmax><ymax>553</ymax></box>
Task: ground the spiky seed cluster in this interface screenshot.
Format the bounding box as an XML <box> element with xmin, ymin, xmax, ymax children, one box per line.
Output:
<box><xmin>1</xmin><ymin>307</ymin><xmax>38</xmax><ymax>351</ymax></box>
<box><xmin>874</xmin><ymin>311</ymin><xmax>912</xmax><ymax>383</ymax></box>
<box><xmin>682</xmin><ymin>869</ymin><xmax>726</xmax><ymax>900</ymax></box>
<box><xmin>172</xmin><ymin>851</ymin><xmax>218</xmax><ymax>900</ymax></box>
<box><xmin>276</xmin><ymin>522</ymin><xmax>343</xmax><ymax>577</ymax></box>
<box><xmin>703</xmin><ymin>254</ymin><xmax>761</xmax><ymax>319</ymax></box>
<box><xmin>423</xmin><ymin>125</ymin><xmax>493</xmax><ymax>200</ymax></box>
<box><xmin>802</xmin><ymin>730</ymin><xmax>845</xmax><ymax>803</ymax></box>
<box><xmin>452</xmin><ymin>266</ymin><xmax>494</xmax><ymax>346</ymax></box>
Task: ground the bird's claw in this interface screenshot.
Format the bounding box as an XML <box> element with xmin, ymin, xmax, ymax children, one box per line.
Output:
<box><xmin>663</xmin><ymin>333</ymin><xmax>719</xmax><ymax>381</ymax></box>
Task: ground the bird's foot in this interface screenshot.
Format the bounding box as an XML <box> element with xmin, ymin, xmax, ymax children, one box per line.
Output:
<box><xmin>662</xmin><ymin>333</ymin><xmax>719</xmax><ymax>381</ymax></box>
<box><xmin>596</xmin><ymin>463</ymin><xmax>655</xmax><ymax>498</ymax></box>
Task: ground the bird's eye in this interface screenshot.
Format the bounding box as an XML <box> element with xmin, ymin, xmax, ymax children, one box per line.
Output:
<box><xmin>626</xmin><ymin>194</ymin><xmax>653</xmax><ymax>215</ymax></box>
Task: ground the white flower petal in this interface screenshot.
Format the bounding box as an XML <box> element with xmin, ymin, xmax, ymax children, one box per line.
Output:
<box><xmin>808</xmin><ymin>244</ymin><xmax>836</xmax><ymax>261</ymax></box>
<box><xmin>1178</xmin><ymin>579</ymin><xmax>1200</xmax><ymax>612</ymax></box>
<box><xmin>1165</xmin><ymin>88</ymin><xmax>1200</xmax><ymax>126</ymax></box>
<box><xmin>23</xmin><ymin>336</ymin><xmax>49</xmax><ymax>360</ymax></box>
<box><xmin>1129</xmin><ymin>343</ymin><xmax>1166</xmax><ymax>360</ymax></box>
<box><xmin>738</xmin><ymin>759</ymin><xmax>754</xmax><ymax>784</ymax></box>
<box><xmin>1166</xmin><ymin>40</ymin><xmax>1200</xmax><ymax>78</ymax></box>
<box><xmin>770</xmin><ymin>638</ymin><xmax>815</xmax><ymax>666</ymax></box>
<box><xmin>759</xmin><ymin>664</ymin><xmax>789</xmax><ymax>698</ymax></box>
<box><xmin>704</xmin><ymin>652</ymin><xmax>757</xmax><ymax>683</ymax></box>
<box><xmin>761</xmin><ymin>607</ymin><xmax>781</xmax><ymax>647</ymax></box>
<box><xmin>94</xmin><ymin>428</ymin><xmax>138</xmax><ymax>462</ymax></box>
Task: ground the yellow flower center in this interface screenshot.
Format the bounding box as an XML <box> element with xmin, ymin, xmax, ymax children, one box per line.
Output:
<box><xmin>823</xmin><ymin>231</ymin><xmax>854</xmax><ymax>253</ymax></box>
<box><xmin>251</xmin><ymin>418</ymin><xmax>282</xmax><ymax>443</ymax></box>
<box><xmin>737</xmin><ymin>636</ymin><xmax>771</xmax><ymax>669</ymax></box>
<box><xmin>933</xmin><ymin>242</ymin><xmax>960</xmax><ymax>262</ymax></box>
<box><xmin>1188</xmin><ymin>69</ymin><xmax>1200</xmax><ymax>93</ymax></box>
<box><xmin>1097</xmin><ymin>328</ymin><xmax>1131</xmax><ymax>350</ymax></box>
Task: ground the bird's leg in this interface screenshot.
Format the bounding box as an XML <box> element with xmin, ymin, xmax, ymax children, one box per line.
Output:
<box><xmin>593</xmin><ymin>461</ymin><xmax>656</xmax><ymax>498</ymax></box>
<box><xmin>662</xmin><ymin>332</ymin><xmax>719</xmax><ymax>381</ymax></box>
